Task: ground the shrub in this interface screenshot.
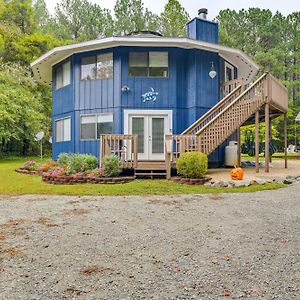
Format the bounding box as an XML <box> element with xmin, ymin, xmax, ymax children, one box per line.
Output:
<box><xmin>21</xmin><ymin>160</ymin><xmax>37</xmax><ymax>171</ymax></box>
<box><xmin>58</xmin><ymin>153</ymin><xmax>71</xmax><ymax>166</ymax></box>
<box><xmin>102</xmin><ymin>155</ymin><xmax>122</xmax><ymax>177</ymax></box>
<box><xmin>176</xmin><ymin>152</ymin><xmax>208</xmax><ymax>178</ymax></box>
<box><xmin>38</xmin><ymin>161</ymin><xmax>58</xmax><ymax>173</ymax></box>
<box><xmin>57</xmin><ymin>153</ymin><xmax>98</xmax><ymax>174</ymax></box>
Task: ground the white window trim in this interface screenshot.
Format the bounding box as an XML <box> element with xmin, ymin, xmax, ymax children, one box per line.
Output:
<box><xmin>80</xmin><ymin>113</ymin><xmax>114</xmax><ymax>141</ymax></box>
<box><xmin>55</xmin><ymin>60</ymin><xmax>71</xmax><ymax>90</ymax></box>
<box><xmin>124</xmin><ymin>109</ymin><xmax>173</xmax><ymax>135</ymax></box>
<box><xmin>55</xmin><ymin>116</ymin><xmax>71</xmax><ymax>142</ymax></box>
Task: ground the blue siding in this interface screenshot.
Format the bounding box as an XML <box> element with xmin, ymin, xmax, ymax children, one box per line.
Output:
<box><xmin>51</xmin><ymin>45</ymin><xmax>237</xmax><ymax>166</ymax></box>
<box><xmin>187</xmin><ymin>18</ymin><xmax>219</xmax><ymax>44</ymax></box>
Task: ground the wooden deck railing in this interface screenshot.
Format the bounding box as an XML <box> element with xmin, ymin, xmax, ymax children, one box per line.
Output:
<box><xmin>268</xmin><ymin>73</ymin><xmax>288</xmax><ymax>112</ymax></box>
<box><xmin>221</xmin><ymin>78</ymin><xmax>244</xmax><ymax>97</ymax></box>
<box><xmin>99</xmin><ymin>134</ymin><xmax>138</xmax><ymax>169</ymax></box>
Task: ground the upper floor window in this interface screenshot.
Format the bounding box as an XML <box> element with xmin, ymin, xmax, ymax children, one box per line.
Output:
<box><xmin>81</xmin><ymin>53</ymin><xmax>113</xmax><ymax>81</ymax></box>
<box><xmin>55</xmin><ymin>61</ymin><xmax>70</xmax><ymax>90</ymax></box>
<box><xmin>129</xmin><ymin>52</ymin><xmax>168</xmax><ymax>77</ymax></box>
<box><xmin>55</xmin><ymin>117</ymin><xmax>71</xmax><ymax>142</ymax></box>
<box><xmin>80</xmin><ymin>113</ymin><xmax>113</xmax><ymax>140</ymax></box>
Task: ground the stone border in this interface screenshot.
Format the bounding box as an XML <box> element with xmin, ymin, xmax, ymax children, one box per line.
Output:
<box><xmin>15</xmin><ymin>169</ymin><xmax>39</xmax><ymax>176</ymax></box>
<box><xmin>171</xmin><ymin>176</ymin><xmax>212</xmax><ymax>185</ymax></box>
<box><xmin>42</xmin><ymin>174</ymin><xmax>135</xmax><ymax>185</ymax></box>
<box><xmin>203</xmin><ymin>174</ymin><xmax>300</xmax><ymax>188</ymax></box>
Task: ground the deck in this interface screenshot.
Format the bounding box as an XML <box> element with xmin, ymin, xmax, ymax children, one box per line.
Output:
<box><xmin>99</xmin><ymin>73</ymin><xmax>289</xmax><ymax>179</ymax></box>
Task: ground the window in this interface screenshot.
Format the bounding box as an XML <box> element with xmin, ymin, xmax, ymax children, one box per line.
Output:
<box><xmin>97</xmin><ymin>53</ymin><xmax>113</xmax><ymax>79</ymax></box>
<box><xmin>129</xmin><ymin>52</ymin><xmax>168</xmax><ymax>77</ymax></box>
<box><xmin>81</xmin><ymin>56</ymin><xmax>96</xmax><ymax>80</ymax></box>
<box><xmin>225</xmin><ymin>62</ymin><xmax>235</xmax><ymax>82</ymax></box>
<box><xmin>80</xmin><ymin>114</ymin><xmax>113</xmax><ymax>140</ymax></box>
<box><xmin>55</xmin><ymin>61</ymin><xmax>71</xmax><ymax>90</ymax></box>
<box><xmin>81</xmin><ymin>53</ymin><xmax>113</xmax><ymax>81</ymax></box>
<box><xmin>55</xmin><ymin>117</ymin><xmax>71</xmax><ymax>142</ymax></box>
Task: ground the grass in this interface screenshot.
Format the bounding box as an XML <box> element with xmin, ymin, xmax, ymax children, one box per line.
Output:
<box><xmin>0</xmin><ymin>156</ymin><xmax>285</xmax><ymax>196</ymax></box>
<box><xmin>242</xmin><ymin>152</ymin><xmax>299</xmax><ymax>161</ymax></box>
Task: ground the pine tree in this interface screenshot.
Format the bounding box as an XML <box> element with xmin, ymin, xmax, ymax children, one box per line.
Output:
<box><xmin>160</xmin><ymin>0</ymin><xmax>189</xmax><ymax>37</ymax></box>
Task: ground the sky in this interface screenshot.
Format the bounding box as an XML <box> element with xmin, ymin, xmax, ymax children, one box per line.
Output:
<box><xmin>45</xmin><ymin>0</ymin><xmax>300</xmax><ymax>18</ymax></box>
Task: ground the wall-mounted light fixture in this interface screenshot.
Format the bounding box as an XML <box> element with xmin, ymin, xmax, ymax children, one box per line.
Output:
<box><xmin>209</xmin><ymin>62</ymin><xmax>217</xmax><ymax>79</ymax></box>
<box><xmin>121</xmin><ymin>85</ymin><xmax>130</xmax><ymax>92</ymax></box>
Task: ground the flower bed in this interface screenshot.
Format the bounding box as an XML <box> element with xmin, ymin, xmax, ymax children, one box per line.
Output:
<box><xmin>42</xmin><ymin>173</ymin><xmax>135</xmax><ymax>185</ymax></box>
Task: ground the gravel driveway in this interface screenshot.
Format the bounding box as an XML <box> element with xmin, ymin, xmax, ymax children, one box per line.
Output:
<box><xmin>0</xmin><ymin>184</ymin><xmax>299</xmax><ymax>300</ymax></box>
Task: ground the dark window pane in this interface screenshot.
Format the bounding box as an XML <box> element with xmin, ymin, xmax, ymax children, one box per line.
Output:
<box><xmin>81</xmin><ymin>123</ymin><xmax>96</xmax><ymax>140</ymax></box>
<box><xmin>56</xmin><ymin>66</ymin><xmax>63</xmax><ymax>89</ymax></box>
<box><xmin>97</xmin><ymin>53</ymin><xmax>113</xmax><ymax>79</ymax></box>
<box><xmin>97</xmin><ymin>122</ymin><xmax>113</xmax><ymax>138</ymax></box>
<box><xmin>81</xmin><ymin>56</ymin><xmax>96</xmax><ymax>80</ymax></box>
<box><xmin>128</xmin><ymin>67</ymin><xmax>148</xmax><ymax>77</ymax></box>
<box><xmin>149</xmin><ymin>67</ymin><xmax>168</xmax><ymax>77</ymax></box>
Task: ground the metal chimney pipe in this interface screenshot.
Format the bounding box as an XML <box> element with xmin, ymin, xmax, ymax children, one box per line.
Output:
<box><xmin>198</xmin><ymin>8</ymin><xmax>208</xmax><ymax>20</ymax></box>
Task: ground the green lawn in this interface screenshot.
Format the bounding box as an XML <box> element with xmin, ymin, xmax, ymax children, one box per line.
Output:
<box><xmin>0</xmin><ymin>157</ymin><xmax>285</xmax><ymax>196</ymax></box>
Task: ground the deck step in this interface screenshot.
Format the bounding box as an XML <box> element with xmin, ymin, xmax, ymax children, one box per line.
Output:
<box><xmin>134</xmin><ymin>169</ymin><xmax>167</xmax><ymax>178</ymax></box>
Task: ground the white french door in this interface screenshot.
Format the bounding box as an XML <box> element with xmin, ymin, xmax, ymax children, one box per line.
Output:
<box><xmin>125</xmin><ymin>110</ymin><xmax>172</xmax><ymax>161</ymax></box>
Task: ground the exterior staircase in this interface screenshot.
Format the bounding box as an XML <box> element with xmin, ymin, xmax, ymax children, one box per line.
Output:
<box><xmin>165</xmin><ymin>73</ymin><xmax>288</xmax><ymax>178</ymax></box>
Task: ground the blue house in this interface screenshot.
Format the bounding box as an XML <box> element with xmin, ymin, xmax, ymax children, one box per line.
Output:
<box><xmin>33</xmin><ymin>9</ymin><xmax>284</xmax><ymax>172</ymax></box>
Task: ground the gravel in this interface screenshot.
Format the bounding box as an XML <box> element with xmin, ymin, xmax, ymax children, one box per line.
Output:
<box><xmin>0</xmin><ymin>184</ymin><xmax>299</xmax><ymax>300</ymax></box>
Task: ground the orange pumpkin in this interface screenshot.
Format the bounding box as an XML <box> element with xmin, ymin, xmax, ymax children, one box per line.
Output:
<box><xmin>230</xmin><ymin>166</ymin><xmax>244</xmax><ymax>180</ymax></box>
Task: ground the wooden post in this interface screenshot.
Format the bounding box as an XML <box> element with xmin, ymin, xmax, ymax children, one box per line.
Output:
<box><xmin>99</xmin><ymin>135</ymin><xmax>104</xmax><ymax>168</ymax></box>
<box><xmin>284</xmin><ymin>113</ymin><xmax>288</xmax><ymax>169</ymax></box>
<box><xmin>255</xmin><ymin>110</ymin><xmax>260</xmax><ymax>173</ymax></box>
<box><xmin>237</xmin><ymin>127</ymin><xmax>241</xmax><ymax>167</ymax></box>
<box><xmin>265</xmin><ymin>103</ymin><xmax>270</xmax><ymax>173</ymax></box>
<box><xmin>133</xmin><ymin>135</ymin><xmax>138</xmax><ymax>168</ymax></box>
<box><xmin>269</xmin><ymin>118</ymin><xmax>272</xmax><ymax>163</ymax></box>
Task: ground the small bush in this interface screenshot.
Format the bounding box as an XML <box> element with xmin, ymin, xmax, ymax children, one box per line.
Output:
<box><xmin>176</xmin><ymin>152</ymin><xmax>208</xmax><ymax>178</ymax></box>
<box><xmin>102</xmin><ymin>155</ymin><xmax>122</xmax><ymax>177</ymax></box>
<box><xmin>57</xmin><ymin>153</ymin><xmax>98</xmax><ymax>174</ymax></box>
<box><xmin>21</xmin><ymin>161</ymin><xmax>37</xmax><ymax>171</ymax></box>
<box><xmin>38</xmin><ymin>161</ymin><xmax>58</xmax><ymax>173</ymax></box>
<box><xmin>57</xmin><ymin>153</ymin><xmax>71</xmax><ymax>165</ymax></box>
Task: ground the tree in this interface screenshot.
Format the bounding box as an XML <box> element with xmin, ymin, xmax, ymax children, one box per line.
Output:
<box><xmin>0</xmin><ymin>0</ymin><xmax>36</xmax><ymax>34</ymax></box>
<box><xmin>32</xmin><ymin>0</ymin><xmax>50</xmax><ymax>32</ymax></box>
<box><xmin>114</xmin><ymin>0</ymin><xmax>160</xmax><ymax>35</ymax></box>
<box><xmin>160</xmin><ymin>0</ymin><xmax>189</xmax><ymax>37</ymax></box>
<box><xmin>82</xmin><ymin>3</ymin><xmax>114</xmax><ymax>40</ymax></box>
<box><xmin>0</xmin><ymin>61</ymin><xmax>51</xmax><ymax>155</ymax></box>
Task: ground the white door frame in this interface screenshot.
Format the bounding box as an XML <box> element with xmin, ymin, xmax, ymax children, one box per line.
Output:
<box><xmin>124</xmin><ymin>109</ymin><xmax>173</xmax><ymax>160</ymax></box>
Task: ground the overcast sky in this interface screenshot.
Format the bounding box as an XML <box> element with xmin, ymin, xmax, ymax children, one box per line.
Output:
<box><xmin>45</xmin><ymin>0</ymin><xmax>300</xmax><ymax>18</ymax></box>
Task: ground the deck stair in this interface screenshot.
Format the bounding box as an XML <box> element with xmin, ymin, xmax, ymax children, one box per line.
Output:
<box><xmin>134</xmin><ymin>168</ymin><xmax>167</xmax><ymax>179</ymax></box>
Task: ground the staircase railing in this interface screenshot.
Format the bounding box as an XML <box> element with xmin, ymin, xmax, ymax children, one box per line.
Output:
<box><xmin>182</xmin><ymin>82</ymin><xmax>243</xmax><ymax>135</ymax></box>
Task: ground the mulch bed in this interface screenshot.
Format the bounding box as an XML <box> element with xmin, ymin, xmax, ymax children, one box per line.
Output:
<box><xmin>171</xmin><ymin>176</ymin><xmax>212</xmax><ymax>185</ymax></box>
<box><xmin>42</xmin><ymin>174</ymin><xmax>135</xmax><ymax>185</ymax></box>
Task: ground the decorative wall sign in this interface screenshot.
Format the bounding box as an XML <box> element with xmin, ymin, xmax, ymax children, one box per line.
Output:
<box><xmin>141</xmin><ymin>87</ymin><xmax>159</xmax><ymax>102</ymax></box>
